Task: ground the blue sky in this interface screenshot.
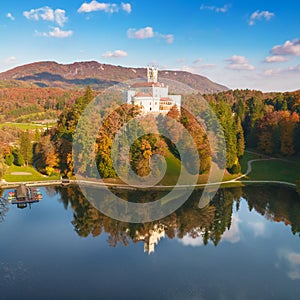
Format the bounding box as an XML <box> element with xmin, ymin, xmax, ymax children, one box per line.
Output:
<box><xmin>0</xmin><ymin>0</ymin><xmax>300</xmax><ymax>91</ymax></box>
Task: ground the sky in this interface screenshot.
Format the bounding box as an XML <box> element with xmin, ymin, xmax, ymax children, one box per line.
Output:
<box><xmin>0</xmin><ymin>0</ymin><xmax>300</xmax><ymax>92</ymax></box>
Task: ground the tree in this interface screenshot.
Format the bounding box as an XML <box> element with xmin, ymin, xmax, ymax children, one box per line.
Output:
<box><xmin>257</xmin><ymin>112</ymin><xmax>280</xmax><ymax>154</ymax></box>
<box><xmin>12</xmin><ymin>148</ymin><xmax>24</xmax><ymax>166</ymax></box>
<box><xmin>34</xmin><ymin>135</ymin><xmax>60</xmax><ymax>175</ymax></box>
<box><xmin>213</xmin><ymin>101</ymin><xmax>237</xmax><ymax>170</ymax></box>
<box><xmin>97</xmin><ymin>133</ymin><xmax>116</xmax><ymax>178</ymax></box>
<box><xmin>180</xmin><ymin>107</ymin><xmax>211</xmax><ymax>174</ymax></box>
<box><xmin>274</xmin><ymin>93</ymin><xmax>288</xmax><ymax>111</ymax></box>
<box><xmin>4</xmin><ymin>153</ymin><xmax>14</xmax><ymax>166</ymax></box>
<box><xmin>279</xmin><ymin>111</ymin><xmax>299</xmax><ymax>156</ymax></box>
<box><xmin>19</xmin><ymin>130</ymin><xmax>32</xmax><ymax>166</ymax></box>
<box><xmin>34</xmin><ymin>128</ymin><xmax>41</xmax><ymax>142</ymax></box>
<box><xmin>52</xmin><ymin>86</ymin><xmax>94</xmax><ymax>176</ymax></box>
<box><xmin>236</xmin><ymin>116</ymin><xmax>245</xmax><ymax>157</ymax></box>
<box><xmin>96</xmin><ymin>104</ymin><xmax>141</xmax><ymax>178</ymax></box>
<box><xmin>0</xmin><ymin>151</ymin><xmax>7</xmax><ymax>180</ymax></box>
<box><xmin>132</xmin><ymin>138</ymin><xmax>153</xmax><ymax>177</ymax></box>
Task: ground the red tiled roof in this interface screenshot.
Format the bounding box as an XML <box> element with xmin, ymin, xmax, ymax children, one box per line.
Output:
<box><xmin>135</xmin><ymin>92</ymin><xmax>152</xmax><ymax>97</ymax></box>
<box><xmin>160</xmin><ymin>97</ymin><xmax>172</xmax><ymax>101</ymax></box>
<box><xmin>131</xmin><ymin>82</ymin><xmax>161</xmax><ymax>88</ymax></box>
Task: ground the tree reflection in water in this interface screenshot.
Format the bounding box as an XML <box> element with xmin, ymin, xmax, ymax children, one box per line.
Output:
<box><xmin>54</xmin><ymin>185</ymin><xmax>300</xmax><ymax>253</ymax></box>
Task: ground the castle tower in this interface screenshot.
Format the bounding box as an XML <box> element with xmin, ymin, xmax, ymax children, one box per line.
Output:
<box><xmin>147</xmin><ymin>66</ymin><xmax>158</xmax><ymax>83</ymax></box>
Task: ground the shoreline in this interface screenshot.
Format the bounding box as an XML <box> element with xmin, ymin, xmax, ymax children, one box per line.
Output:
<box><xmin>1</xmin><ymin>158</ymin><xmax>297</xmax><ymax>191</ymax></box>
<box><xmin>0</xmin><ymin>178</ymin><xmax>296</xmax><ymax>191</ymax></box>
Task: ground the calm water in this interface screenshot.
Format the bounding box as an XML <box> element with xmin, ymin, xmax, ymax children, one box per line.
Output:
<box><xmin>1</xmin><ymin>185</ymin><xmax>300</xmax><ymax>300</ymax></box>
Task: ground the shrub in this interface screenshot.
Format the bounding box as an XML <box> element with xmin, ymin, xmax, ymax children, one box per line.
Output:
<box><xmin>4</xmin><ymin>153</ymin><xmax>14</xmax><ymax>166</ymax></box>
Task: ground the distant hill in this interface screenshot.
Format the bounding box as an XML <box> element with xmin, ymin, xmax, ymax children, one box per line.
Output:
<box><xmin>0</xmin><ymin>61</ymin><xmax>228</xmax><ymax>94</ymax></box>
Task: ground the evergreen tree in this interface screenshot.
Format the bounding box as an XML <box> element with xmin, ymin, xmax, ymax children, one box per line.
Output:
<box><xmin>213</xmin><ymin>101</ymin><xmax>237</xmax><ymax>169</ymax></box>
<box><xmin>4</xmin><ymin>153</ymin><xmax>14</xmax><ymax>166</ymax></box>
<box><xmin>236</xmin><ymin>116</ymin><xmax>245</xmax><ymax>157</ymax></box>
<box><xmin>19</xmin><ymin>130</ymin><xmax>32</xmax><ymax>166</ymax></box>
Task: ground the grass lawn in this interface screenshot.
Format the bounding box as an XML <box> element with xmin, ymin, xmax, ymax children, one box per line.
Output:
<box><xmin>0</xmin><ymin>122</ymin><xmax>46</xmax><ymax>130</ymax></box>
<box><xmin>239</xmin><ymin>151</ymin><xmax>261</xmax><ymax>173</ymax></box>
<box><xmin>4</xmin><ymin>165</ymin><xmax>60</xmax><ymax>182</ymax></box>
<box><xmin>242</xmin><ymin>159</ymin><xmax>300</xmax><ymax>184</ymax></box>
<box><xmin>158</xmin><ymin>153</ymin><xmax>181</xmax><ymax>185</ymax></box>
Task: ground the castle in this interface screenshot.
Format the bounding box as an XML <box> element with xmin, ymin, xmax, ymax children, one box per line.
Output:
<box><xmin>123</xmin><ymin>67</ymin><xmax>181</xmax><ymax>114</ymax></box>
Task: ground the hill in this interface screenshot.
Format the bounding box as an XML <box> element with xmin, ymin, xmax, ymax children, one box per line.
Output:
<box><xmin>0</xmin><ymin>61</ymin><xmax>228</xmax><ymax>94</ymax></box>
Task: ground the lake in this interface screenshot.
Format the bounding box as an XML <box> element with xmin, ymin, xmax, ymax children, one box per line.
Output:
<box><xmin>1</xmin><ymin>185</ymin><xmax>300</xmax><ymax>299</ymax></box>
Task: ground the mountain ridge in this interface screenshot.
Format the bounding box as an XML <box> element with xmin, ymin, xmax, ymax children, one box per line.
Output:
<box><xmin>0</xmin><ymin>61</ymin><xmax>228</xmax><ymax>94</ymax></box>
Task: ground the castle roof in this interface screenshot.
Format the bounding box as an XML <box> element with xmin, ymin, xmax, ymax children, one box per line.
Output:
<box><xmin>131</xmin><ymin>82</ymin><xmax>162</xmax><ymax>88</ymax></box>
<box><xmin>135</xmin><ymin>92</ymin><xmax>152</xmax><ymax>97</ymax></box>
<box><xmin>160</xmin><ymin>97</ymin><xmax>172</xmax><ymax>101</ymax></box>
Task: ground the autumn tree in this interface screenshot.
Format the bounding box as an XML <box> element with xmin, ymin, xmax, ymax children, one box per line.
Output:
<box><xmin>96</xmin><ymin>104</ymin><xmax>141</xmax><ymax>178</ymax></box>
<box><xmin>257</xmin><ymin>112</ymin><xmax>280</xmax><ymax>154</ymax></box>
<box><xmin>279</xmin><ymin>111</ymin><xmax>299</xmax><ymax>156</ymax></box>
<box><xmin>257</xmin><ymin>111</ymin><xmax>299</xmax><ymax>156</ymax></box>
<box><xmin>34</xmin><ymin>135</ymin><xmax>60</xmax><ymax>175</ymax></box>
<box><xmin>0</xmin><ymin>151</ymin><xmax>7</xmax><ymax>179</ymax></box>
<box><xmin>180</xmin><ymin>107</ymin><xmax>211</xmax><ymax>174</ymax></box>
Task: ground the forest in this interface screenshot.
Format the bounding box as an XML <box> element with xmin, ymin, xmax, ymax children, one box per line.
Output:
<box><xmin>0</xmin><ymin>87</ymin><xmax>300</xmax><ymax>185</ymax></box>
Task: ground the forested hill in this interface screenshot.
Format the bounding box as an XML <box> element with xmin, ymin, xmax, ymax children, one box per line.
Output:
<box><xmin>0</xmin><ymin>61</ymin><xmax>228</xmax><ymax>94</ymax></box>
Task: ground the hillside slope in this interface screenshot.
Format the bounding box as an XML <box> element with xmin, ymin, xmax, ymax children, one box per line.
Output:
<box><xmin>0</xmin><ymin>61</ymin><xmax>228</xmax><ymax>94</ymax></box>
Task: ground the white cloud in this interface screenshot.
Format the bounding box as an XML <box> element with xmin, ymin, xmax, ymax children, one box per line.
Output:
<box><xmin>180</xmin><ymin>57</ymin><xmax>216</xmax><ymax>74</ymax></box>
<box><xmin>247</xmin><ymin>221</ymin><xmax>266</xmax><ymax>237</ymax></box>
<box><xmin>271</xmin><ymin>39</ymin><xmax>300</xmax><ymax>56</ymax></box>
<box><xmin>264</xmin><ymin>55</ymin><xmax>289</xmax><ymax>63</ymax></box>
<box><xmin>159</xmin><ymin>34</ymin><xmax>174</xmax><ymax>44</ymax></box>
<box><xmin>146</xmin><ymin>60</ymin><xmax>169</xmax><ymax>69</ymax></box>
<box><xmin>263</xmin><ymin>68</ymin><xmax>282</xmax><ymax>76</ymax></box>
<box><xmin>278</xmin><ymin>250</ymin><xmax>300</xmax><ymax>280</ymax></box>
<box><xmin>127</xmin><ymin>26</ymin><xmax>154</xmax><ymax>39</ymax></box>
<box><xmin>6</xmin><ymin>13</ymin><xmax>15</xmax><ymax>21</ymax></box>
<box><xmin>127</xmin><ymin>26</ymin><xmax>174</xmax><ymax>44</ymax></box>
<box><xmin>248</xmin><ymin>10</ymin><xmax>274</xmax><ymax>26</ymax></box>
<box><xmin>200</xmin><ymin>4</ymin><xmax>229</xmax><ymax>13</ymax></box>
<box><xmin>102</xmin><ymin>49</ymin><xmax>128</xmax><ymax>58</ymax></box>
<box><xmin>78</xmin><ymin>1</ymin><xmax>131</xmax><ymax>13</ymax></box>
<box><xmin>55</xmin><ymin>9</ymin><xmax>68</xmax><ymax>27</ymax></box>
<box><xmin>263</xmin><ymin>63</ymin><xmax>300</xmax><ymax>76</ymax></box>
<box><xmin>226</xmin><ymin>55</ymin><xmax>255</xmax><ymax>71</ymax></box>
<box><xmin>49</xmin><ymin>27</ymin><xmax>73</xmax><ymax>38</ymax></box>
<box><xmin>78</xmin><ymin>1</ymin><xmax>118</xmax><ymax>13</ymax></box>
<box><xmin>35</xmin><ymin>27</ymin><xmax>73</xmax><ymax>38</ymax></box>
<box><xmin>5</xmin><ymin>56</ymin><xmax>17</xmax><ymax>63</ymax></box>
<box><xmin>181</xmin><ymin>63</ymin><xmax>216</xmax><ymax>74</ymax></box>
<box><xmin>179</xmin><ymin>235</ymin><xmax>204</xmax><ymax>247</ymax></box>
<box><xmin>23</xmin><ymin>7</ymin><xmax>68</xmax><ymax>27</ymax></box>
<box><xmin>121</xmin><ymin>2</ymin><xmax>131</xmax><ymax>13</ymax></box>
<box><xmin>288</xmin><ymin>64</ymin><xmax>300</xmax><ymax>72</ymax></box>
<box><xmin>221</xmin><ymin>213</ymin><xmax>241</xmax><ymax>243</ymax></box>
<box><xmin>34</xmin><ymin>30</ymin><xmax>49</xmax><ymax>37</ymax></box>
